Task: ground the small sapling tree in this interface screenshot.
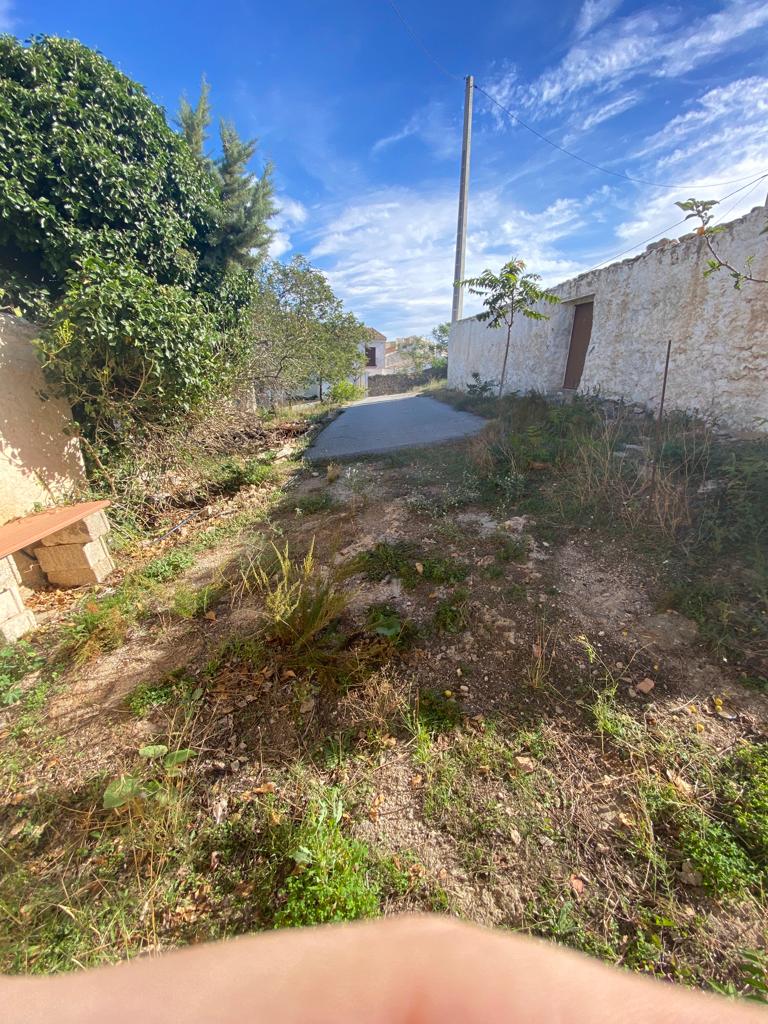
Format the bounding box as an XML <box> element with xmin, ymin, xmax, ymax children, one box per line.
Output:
<box><xmin>461</xmin><ymin>259</ymin><xmax>559</xmax><ymax>398</ymax></box>
<box><xmin>676</xmin><ymin>198</ymin><xmax>767</xmax><ymax>289</ymax></box>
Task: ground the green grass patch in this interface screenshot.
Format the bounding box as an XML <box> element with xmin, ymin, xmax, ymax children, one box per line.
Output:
<box><xmin>354</xmin><ymin>542</ymin><xmax>468</xmax><ymax>590</ymax></box>
<box><xmin>433</xmin><ymin>587</ymin><xmax>469</xmax><ymax>634</ymax></box>
<box><xmin>0</xmin><ymin>640</ymin><xmax>44</xmax><ymax>707</ymax></box>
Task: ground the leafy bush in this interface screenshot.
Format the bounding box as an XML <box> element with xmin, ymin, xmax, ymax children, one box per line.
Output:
<box><xmin>466</xmin><ymin>372</ymin><xmax>496</xmax><ymax>398</ymax></box>
<box><xmin>0</xmin><ymin>36</ymin><xmax>217</xmax><ymax>313</ymax></box>
<box><xmin>328</xmin><ymin>380</ymin><xmax>365</xmax><ymax>404</ymax></box>
<box><xmin>40</xmin><ymin>256</ymin><xmax>224</xmax><ymax>439</ymax></box>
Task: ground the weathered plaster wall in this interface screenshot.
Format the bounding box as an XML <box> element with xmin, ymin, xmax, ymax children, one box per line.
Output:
<box><xmin>448</xmin><ymin>203</ymin><xmax>768</xmax><ymax>429</ymax></box>
<box><xmin>0</xmin><ymin>313</ymin><xmax>86</xmax><ymax>523</ymax></box>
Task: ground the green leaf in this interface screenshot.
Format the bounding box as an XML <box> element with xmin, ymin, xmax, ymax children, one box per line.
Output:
<box><xmin>163</xmin><ymin>748</ymin><xmax>196</xmax><ymax>774</ymax></box>
<box><xmin>103</xmin><ymin>774</ymin><xmax>143</xmax><ymax>809</ymax></box>
<box><xmin>138</xmin><ymin>744</ymin><xmax>168</xmax><ymax>759</ymax></box>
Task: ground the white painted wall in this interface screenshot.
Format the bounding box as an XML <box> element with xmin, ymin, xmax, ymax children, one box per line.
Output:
<box><xmin>448</xmin><ymin>203</ymin><xmax>768</xmax><ymax>430</ymax></box>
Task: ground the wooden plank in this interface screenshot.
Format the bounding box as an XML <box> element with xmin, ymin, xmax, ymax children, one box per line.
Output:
<box><xmin>0</xmin><ymin>500</ymin><xmax>111</xmax><ymax>560</ymax></box>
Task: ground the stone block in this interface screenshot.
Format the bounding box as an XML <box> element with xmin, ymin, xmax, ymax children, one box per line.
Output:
<box><xmin>11</xmin><ymin>549</ymin><xmax>47</xmax><ymax>591</ymax></box>
<box><xmin>35</xmin><ymin>536</ymin><xmax>115</xmax><ymax>585</ymax></box>
<box><xmin>0</xmin><ymin>585</ymin><xmax>25</xmax><ymax>620</ymax></box>
<box><xmin>45</xmin><ymin>560</ymin><xmax>113</xmax><ymax>587</ymax></box>
<box><xmin>0</xmin><ymin>608</ymin><xmax>36</xmax><ymax>643</ymax></box>
<box><xmin>0</xmin><ymin>554</ymin><xmax>22</xmax><ymax>588</ymax></box>
<box><xmin>39</xmin><ymin>510</ymin><xmax>111</xmax><ymax>546</ymax></box>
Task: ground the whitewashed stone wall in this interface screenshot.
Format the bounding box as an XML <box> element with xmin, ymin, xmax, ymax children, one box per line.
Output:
<box><xmin>448</xmin><ymin>202</ymin><xmax>768</xmax><ymax>430</ymax></box>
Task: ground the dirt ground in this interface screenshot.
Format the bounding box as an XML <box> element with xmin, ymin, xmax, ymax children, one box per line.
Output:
<box><xmin>1</xmin><ymin>432</ymin><xmax>766</xmax><ymax>992</ymax></box>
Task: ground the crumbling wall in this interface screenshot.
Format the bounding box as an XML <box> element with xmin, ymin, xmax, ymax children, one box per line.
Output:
<box><xmin>0</xmin><ymin>313</ymin><xmax>86</xmax><ymax>522</ymax></box>
<box><xmin>448</xmin><ymin>203</ymin><xmax>768</xmax><ymax>430</ymax></box>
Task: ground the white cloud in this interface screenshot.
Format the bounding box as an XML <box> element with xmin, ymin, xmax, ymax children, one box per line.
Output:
<box><xmin>0</xmin><ymin>0</ymin><xmax>13</xmax><ymax>31</ymax></box>
<box><xmin>579</xmin><ymin>91</ymin><xmax>641</xmax><ymax>132</ymax></box>
<box><xmin>371</xmin><ymin>102</ymin><xmax>460</xmax><ymax>161</ymax></box>
<box><xmin>574</xmin><ymin>0</ymin><xmax>622</xmax><ymax>38</ymax></box>
<box><xmin>268</xmin><ymin>195</ymin><xmax>308</xmax><ymax>260</ymax></box>
<box><xmin>306</xmin><ymin>185</ymin><xmax>594</xmax><ymax>336</ymax></box>
<box><xmin>487</xmin><ymin>1</ymin><xmax>768</xmax><ymax>117</ymax></box>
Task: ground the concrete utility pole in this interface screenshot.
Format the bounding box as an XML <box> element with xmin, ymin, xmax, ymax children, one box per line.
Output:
<box><xmin>451</xmin><ymin>74</ymin><xmax>473</xmax><ymax>323</ymax></box>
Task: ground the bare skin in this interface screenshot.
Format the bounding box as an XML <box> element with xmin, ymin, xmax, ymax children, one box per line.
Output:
<box><xmin>3</xmin><ymin>915</ymin><xmax>764</xmax><ymax>1024</ymax></box>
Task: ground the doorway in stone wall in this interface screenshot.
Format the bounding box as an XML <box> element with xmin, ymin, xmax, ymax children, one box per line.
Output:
<box><xmin>563</xmin><ymin>301</ymin><xmax>594</xmax><ymax>389</ymax></box>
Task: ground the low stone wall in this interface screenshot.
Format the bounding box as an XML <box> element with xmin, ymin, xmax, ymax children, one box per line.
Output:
<box><xmin>367</xmin><ymin>366</ymin><xmax>447</xmax><ymax>397</ymax></box>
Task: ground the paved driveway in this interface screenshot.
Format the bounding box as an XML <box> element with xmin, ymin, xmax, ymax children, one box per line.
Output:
<box><xmin>307</xmin><ymin>393</ymin><xmax>486</xmax><ymax>461</ymax></box>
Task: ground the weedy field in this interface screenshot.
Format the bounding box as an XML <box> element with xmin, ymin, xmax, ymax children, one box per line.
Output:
<box><xmin>0</xmin><ymin>390</ymin><xmax>766</xmax><ymax>1000</ymax></box>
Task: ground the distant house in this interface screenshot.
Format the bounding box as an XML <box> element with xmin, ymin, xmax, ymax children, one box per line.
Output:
<box><xmin>363</xmin><ymin>327</ymin><xmax>387</xmax><ymax>377</ymax></box>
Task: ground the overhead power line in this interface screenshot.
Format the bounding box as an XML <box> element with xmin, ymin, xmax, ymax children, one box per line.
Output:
<box><xmin>384</xmin><ymin>0</ymin><xmax>461</xmax><ymax>81</ymax></box>
<box><xmin>474</xmin><ymin>83</ymin><xmax>768</xmax><ymax>191</ymax></box>
<box><xmin>381</xmin><ymin>2</ymin><xmax>768</xmax><ymax>192</ymax></box>
<box><xmin>583</xmin><ymin>172</ymin><xmax>768</xmax><ymax>273</ymax></box>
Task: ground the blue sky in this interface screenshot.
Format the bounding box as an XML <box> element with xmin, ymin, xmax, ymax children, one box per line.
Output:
<box><xmin>5</xmin><ymin>0</ymin><xmax>768</xmax><ymax>336</ymax></box>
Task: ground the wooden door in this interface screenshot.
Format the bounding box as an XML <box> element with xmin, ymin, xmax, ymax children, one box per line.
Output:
<box><xmin>563</xmin><ymin>301</ymin><xmax>593</xmax><ymax>390</ymax></box>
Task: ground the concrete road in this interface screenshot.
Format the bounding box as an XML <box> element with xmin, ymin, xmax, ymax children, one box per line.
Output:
<box><xmin>307</xmin><ymin>393</ymin><xmax>486</xmax><ymax>461</ymax></box>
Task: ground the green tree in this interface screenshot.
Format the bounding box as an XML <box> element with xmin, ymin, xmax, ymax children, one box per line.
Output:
<box><xmin>399</xmin><ymin>335</ymin><xmax>434</xmax><ymax>373</ymax></box>
<box><xmin>250</xmin><ymin>256</ymin><xmax>362</xmax><ymax>401</ymax></box>
<box><xmin>177</xmin><ymin>76</ymin><xmax>212</xmax><ymax>161</ymax></box>
<box><xmin>431</xmin><ymin>321</ymin><xmax>450</xmax><ymax>357</ymax></box>
<box><xmin>202</xmin><ymin>121</ymin><xmax>275</xmax><ymax>278</ymax></box>
<box><xmin>177</xmin><ymin>82</ymin><xmax>276</xmax><ymax>279</ymax></box>
<box><xmin>0</xmin><ymin>36</ymin><xmax>219</xmax><ymax>313</ymax></box>
<box><xmin>461</xmin><ymin>259</ymin><xmax>559</xmax><ymax>397</ymax></box>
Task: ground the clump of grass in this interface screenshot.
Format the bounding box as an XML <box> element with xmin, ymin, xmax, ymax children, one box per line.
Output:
<box><xmin>294</xmin><ymin>492</ymin><xmax>335</xmax><ymax>516</ymax></box>
<box><xmin>354</xmin><ymin>542</ymin><xmax>468</xmax><ymax>590</ymax></box>
<box><xmin>433</xmin><ymin>587</ymin><xmax>469</xmax><ymax>634</ymax></box>
<box><xmin>127</xmin><ymin>671</ymin><xmax>199</xmax><ymax>717</ymax></box>
<box><xmin>406</xmin><ymin>689</ymin><xmax>462</xmax><ymax>737</ymax></box>
<box><xmin>0</xmin><ymin>640</ymin><xmax>44</xmax><ymax>706</ymax></box>
<box><xmin>646</xmin><ymin>784</ymin><xmax>758</xmax><ymax>898</ymax></box>
<box><xmin>495</xmin><ymin>533</ymin><xmax>530</xmax><ymax>563</ymax></box>
<box><xmin>239</xmin><ymin>541</ymin><xmax>347</xmax><ymax>648</ymax></box>
<box><xmin>139</xmin><ymin>548</ymin><xmax>195</xmax><ymax>583</ymax></box>
<box><xmin>211</xmin><ymin>455</ymin><xmax>279</xmax><ymax>493</ymax></box>
<box><xmin>172</xmin><ymin>582</ymin><xmax>222</xmax><ymax>619</ymax></box>
<box><xmin>718</xmin><ymin>743</ymin><xmax>768</xmax><ymax>865</ymax></box>
<box><xmin>234</xmin><ymin>541</ymin><xmax>393</xmax><ymax>689</ymax></box>
<box><xmin>60</xmin><ymin>593</ymin><xmax>137</xmax><ymax>664</ymax></box>
<box><xmin>270</xmin><ymin>791</ymin><xmax>380</xmax><ymax>927</ymax></box>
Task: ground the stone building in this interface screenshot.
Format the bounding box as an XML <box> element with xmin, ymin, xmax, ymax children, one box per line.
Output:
<box><xmin>448</xmin><ymin>202</ymin><xmax>768</xmax><ymax>430</ymax></box>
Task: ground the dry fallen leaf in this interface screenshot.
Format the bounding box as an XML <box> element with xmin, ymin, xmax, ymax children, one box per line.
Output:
<box><xmin>369</xmin><ymin>793</ymin><xmax>385</xmax><ymax>822</ymax></box>
<box><xmin>253</xmin><ymin>782</ymin><xmax>276</xmax><ymax>795</ymax></box>
<box><xmin>514</xmin><ymin>755</ymin><xmax>536</xmax><ymax>772</ymax></box>
<box><xmin>569</xmin><ymin>874</ymin><xmax>585</xmax><ymax>896</ymax></box>
<box><xmin>635</xmin><ymin>677</ymin><xmax>655</xmax><ymax>694</ymax></box>
<box><xmin>665</xmin><ymin>769</ymin><xmax>693</xmax><ymax>798</ymax></box>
